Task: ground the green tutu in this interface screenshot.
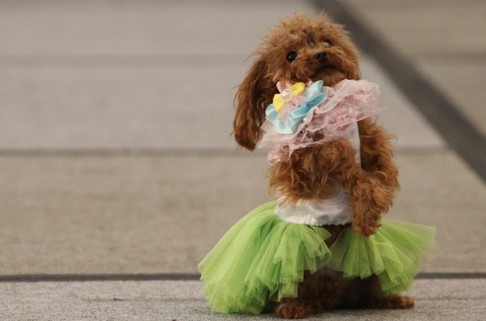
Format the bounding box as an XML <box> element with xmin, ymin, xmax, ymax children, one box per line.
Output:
<box><xmin>198</xmin><ymin>202</ymin><xmax>435</xmax><ymax>314</ymax></box>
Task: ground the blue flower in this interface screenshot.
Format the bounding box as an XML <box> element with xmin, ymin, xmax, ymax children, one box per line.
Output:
<box><xmin>265</xmin><ymin>81</ymin><xmax>327</xmax><ymax>134</ymax></box>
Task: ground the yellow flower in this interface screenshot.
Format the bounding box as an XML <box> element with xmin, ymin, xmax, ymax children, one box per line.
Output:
<box><xmin>273</xmin><ymin>82</ymin><xmax>305</xmax><ymax>112</ymax></box>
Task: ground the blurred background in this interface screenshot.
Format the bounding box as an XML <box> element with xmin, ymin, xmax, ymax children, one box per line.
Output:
<box><xmin>0</xmin><ymin>0</ymin><xmax>485</xmax><ymax>318</ymax></box>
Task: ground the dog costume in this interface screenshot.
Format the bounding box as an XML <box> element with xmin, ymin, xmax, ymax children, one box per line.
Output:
<box><xmin>198</xmin><ymin>80</ymin><xmax>435</xmax><ymax>314</ymax></box>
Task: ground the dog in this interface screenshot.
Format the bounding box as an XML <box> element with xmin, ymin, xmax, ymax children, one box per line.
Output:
<box><xmin>198</xmin><ymin>12</ymin><xmax>434</xmax><ymax>320</ymax></box>
<box><xmin>232</xmin><ymin>12</ymin><xmax>411</xmax><ymax>319</ymax></box>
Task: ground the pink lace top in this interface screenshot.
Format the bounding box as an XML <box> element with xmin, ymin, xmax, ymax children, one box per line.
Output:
<box><xmin>257</xmin><ymin>79</ymin><xmax>380</xmax><ymax>164</ymax></box>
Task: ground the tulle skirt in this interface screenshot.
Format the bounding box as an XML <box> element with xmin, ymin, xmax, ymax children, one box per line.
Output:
<box><xmin>198</xmin><ymin>202</ymin><xmax>435</xmax><ymax>314</ymax></box>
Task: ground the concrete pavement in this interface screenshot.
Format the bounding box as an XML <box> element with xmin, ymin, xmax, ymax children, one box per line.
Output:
<box><xmin>0</xmin><ymin>0</ymin><xmax>485</xmax><ymax>320</ymax></box>
<box><xmin>1</xmin><ymin>279</ymin><xmax>485</xmax><ymax>321</ymax></box>
<box><xmin>342</xmin><ymin>0</ymin><xmax>486</xmax><ymax>136</ymax></box>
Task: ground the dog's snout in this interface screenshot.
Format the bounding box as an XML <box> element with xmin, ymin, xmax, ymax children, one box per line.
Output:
<box><xmin>315</xmin><ymin>52</ymin><xmax>328</xmax><ymax>64</ymax></box>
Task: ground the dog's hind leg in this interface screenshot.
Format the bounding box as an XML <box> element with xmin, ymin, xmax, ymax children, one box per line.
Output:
<box><xmin>275</xmin><ymin>299</ymin><xmax>313</xmax><ymax>320</ymax></box>
<box><xmin>275</xmin><ymin>271</ymin><xmax>343</xmax><ymax>319</ymax></box>
<box><xmin>372</xmin><ymin>295</ymin><xmax>415</xmax><ymax>309</ymax></box>
<box><xmin>341</xmin><ymin>275</ymin><xmax>414</xmax><ymax>309</ymax></box>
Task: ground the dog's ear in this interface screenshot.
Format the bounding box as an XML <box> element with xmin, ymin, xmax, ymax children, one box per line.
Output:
<box><xmin>233</xmin><ymin>58</ymin><xmax>275</xmax><ymax>150</ymax></box>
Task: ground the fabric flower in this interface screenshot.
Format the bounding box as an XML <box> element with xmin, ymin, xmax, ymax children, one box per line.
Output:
<box><xmin>273</xmin><ymin>82</ymin><xmax>305</xmax><ymax>112</ymax></box>
<box><xmin>265</xmin><ymin>81</ymin><xmax>327</xmax><ymax>134</ymax></box>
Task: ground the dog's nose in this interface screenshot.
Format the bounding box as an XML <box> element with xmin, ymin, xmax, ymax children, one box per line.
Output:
<box><xmin>315</xmin><ymin>52</ymin><xmax>328</xmax><ymax>64</ymax></box>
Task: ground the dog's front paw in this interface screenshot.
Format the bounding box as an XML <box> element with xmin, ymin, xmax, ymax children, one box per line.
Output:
<box><xmin>355</xmin><ymin>177</ymin><xmax>393</xmax><ymax>212</ymax></box>
<box><xmin>351</xmin><ymin>178</ymin><xmax>392</xmax><ymax>236</ymax></box>
<box><xmin>352</xmin><ymin>218</ymin><xmax>380</xmax><ymax>237</ymax></box>
<box><xmin>275</xmin><ymin>300</ymin><xmax>311</xmax><ymax>319</ymax></box>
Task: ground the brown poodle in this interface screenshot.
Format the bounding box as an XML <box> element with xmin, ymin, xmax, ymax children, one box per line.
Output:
<box><xmin>233</xmin><ymin>13</ymin><xmax>410</xmax><ymax>319</ymax></box>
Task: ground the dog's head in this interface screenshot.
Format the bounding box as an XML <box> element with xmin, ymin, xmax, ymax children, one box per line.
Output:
<box><xmin>234</xmin><ymin>13</ymin><xmax>360</xmax><ymax>150</ymax></box>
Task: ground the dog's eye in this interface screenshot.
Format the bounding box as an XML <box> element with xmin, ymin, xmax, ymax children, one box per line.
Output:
<box><xmin>286</xmin><ymin>51</ymin><xmax>298</xmax><ymax>62</ymax></box>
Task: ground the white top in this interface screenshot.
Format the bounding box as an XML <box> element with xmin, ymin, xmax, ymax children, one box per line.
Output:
<box><xmin>275</xmin><ymin>122</ymin><xmax>360</xmax><ymax>226</ymax></box>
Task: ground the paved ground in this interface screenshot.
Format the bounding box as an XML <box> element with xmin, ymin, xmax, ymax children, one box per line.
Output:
<box><xmin>1</xmin><ymin>279</ymin><xmax>485</xmax><ymax>321</ymax></box>
<box><xmin>0</xmin><ymin>0</ymin><xmax>485</xmax><ymax>320</ymax></box>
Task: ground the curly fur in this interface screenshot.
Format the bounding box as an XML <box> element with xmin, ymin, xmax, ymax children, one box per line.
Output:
<box><xmin>233</xmin><ymin>13</ymin><xmax>406</xmax><ymax>319</ymax></box>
